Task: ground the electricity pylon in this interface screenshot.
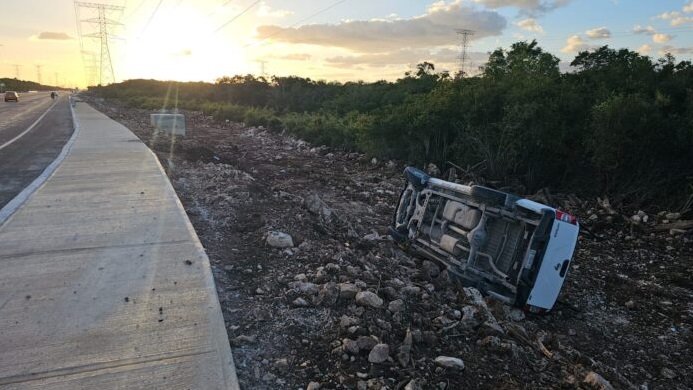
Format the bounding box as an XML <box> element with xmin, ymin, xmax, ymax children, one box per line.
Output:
<box><xmin>456</xmin><ymin>29</ymin><xmax>475</xmax><ymax>77</ymax></box>
<box><xmin>74</xmin><ymin>1</ymin><xmax>124</xmax><ymax>85</ymax></box>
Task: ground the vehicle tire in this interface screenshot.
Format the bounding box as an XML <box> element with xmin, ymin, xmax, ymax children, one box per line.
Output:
<box><xmin>393</xmin><ymin>183</ymin><xmax>416</xmax><ymax>230</ymax></box>
<box><xmin>470</xmin><ymin>185</ymin><xmax>508</xmax><ymax>207</ymax></box>
<box><xmin>403</xmin><ymin>166</ymin><xmax>430</xmax><ymax>191</ymax></box>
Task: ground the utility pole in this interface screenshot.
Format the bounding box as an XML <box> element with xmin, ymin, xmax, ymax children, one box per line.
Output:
<box><xmin>74</xmin><ymin>1</ymin><xmax>124</xmax><ymax>85</ymax></box>
<box><xmin>36</xmin><ymin>65</ymin><xmax>43</xmax><ymax>84</ymax></box>
<box><xmin>456</xmin><ymin>29</ymin><xmax>474</xmax><ymax>76</ymax></box>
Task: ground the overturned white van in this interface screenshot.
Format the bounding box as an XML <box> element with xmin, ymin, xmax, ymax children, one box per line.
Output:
<box><xmin>390</xmin><ymin>167</ymin><xmax>579</xmax><ymax>313</ymax></box>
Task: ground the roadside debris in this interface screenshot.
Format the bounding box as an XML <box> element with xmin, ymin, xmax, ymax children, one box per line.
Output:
<box><xmin>83</xmin><ymin>94</ymin><xmax>693</xmax><ymax>390</ymax></box>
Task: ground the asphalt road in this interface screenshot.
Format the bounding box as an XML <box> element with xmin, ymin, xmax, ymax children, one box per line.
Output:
<box><xmin>0</xmin><ymin>93</ymin><xmax>74</xmax><ymax>209</ymax></box>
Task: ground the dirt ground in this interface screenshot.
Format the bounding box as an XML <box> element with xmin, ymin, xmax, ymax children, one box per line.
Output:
<box><xmin>85</xmin><ymin>95</ymin><xmax>692</xmax><ymax>390</ymax></box>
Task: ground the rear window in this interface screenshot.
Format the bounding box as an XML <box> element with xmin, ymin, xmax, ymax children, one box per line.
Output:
<box><xmin>6</xmin><ymin>92</ymin><xmax>17</xmax><ymax>96</ymax></box>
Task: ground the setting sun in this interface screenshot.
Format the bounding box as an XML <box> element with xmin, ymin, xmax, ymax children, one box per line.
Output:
<box><xmin>118</xmin><ymin>2</ymin><xmax>250</xmax><ymax>82</ymax></box>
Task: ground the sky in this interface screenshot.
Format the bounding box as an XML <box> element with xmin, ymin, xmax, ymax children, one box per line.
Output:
<box><xmin>0</xmin><ymin>0</ymin><xmax>692</xmax><ymax>87</ymax></box>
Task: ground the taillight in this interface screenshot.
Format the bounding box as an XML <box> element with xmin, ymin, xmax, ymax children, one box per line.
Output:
<box><xmin>555</xmin><ymin>210</ymin><xmax>577</xmax><ymax>225</ymax></box>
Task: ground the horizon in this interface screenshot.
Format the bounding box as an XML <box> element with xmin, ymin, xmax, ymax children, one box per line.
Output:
<box><xmin>1</xmin><ymin>0</ymin><xmax>693</xmax><ymax>87</ymax></box>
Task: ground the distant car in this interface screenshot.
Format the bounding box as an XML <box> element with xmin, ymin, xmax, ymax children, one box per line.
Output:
<box><xmin>4</xmin><ymin>91</ymin><xmax>19</xmax><ymax>102</ymax></box>
<box><xmin>390</xmin><ymin>167</ymin><xmax>579</xmax><ymax>313</ymax></box>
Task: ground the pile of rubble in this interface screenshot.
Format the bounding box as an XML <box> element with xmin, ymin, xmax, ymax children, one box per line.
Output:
<box><xmin>85</xmin><ymin>94</ymin><xmax>692</xmax><ymax>390</ymax></box>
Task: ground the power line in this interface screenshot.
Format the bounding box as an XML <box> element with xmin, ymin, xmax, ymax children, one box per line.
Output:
<box><xmin>214</xmin><ymin>0</ymin><xmax>261</xmax><ymax>33</ymax></box>
<box><xmin>206</xmin><ymin>0</ymin><xmax>234</xmax><ymax>17</ymax></box>
<box><xmin>125</xmin><ymin>0</ymin><xmax>148</xmax><ymax>18</ymax></box>
<box><xmin>140</xmin><ymin>0</ymin><xmax>164</xmax><ymax>36</ymax></box>
<box><xmin>244</xmin><ymin>0</ymin><xmax>348</xmax><ymax>48</ymax></box>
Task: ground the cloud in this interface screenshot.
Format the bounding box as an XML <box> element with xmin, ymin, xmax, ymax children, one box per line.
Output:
<box><xmin>659</xmin><ymin>45</ymin><xmax>693</xmax><ymax>56</ymax></box>
<box><xmin>473</xmin><ymin>0</ymin><xmax>571</xmax><ymax>16</ymax></box>
<box><xmin>652</xmin><ymin>33</ymin><xmax>673</xmax><ymax>43</ymax></box>
<box><xmin>516</xmin><ymin>18</ymin><xmax>543</xmax><ymax>33</ymax></box>
<box><xmin>685</xmin><ymin>1</ymin><xmax>693</xmax><ymax>13</ymax></box>
<box><xmin>257</xmin><ymin>2</ymin><xmax>293</xmax><ymax>18</ymax></box>
<box><xmin>561</xmin><ymin>35</ymin><xmax>593</xmax><ymax>53</ymax></box>
<box><xmin>657</xmin><ymin>11</ymin><xmax>693</xmax><ymax>26</ymax></box>
<box><xmin>37</xmin><ymin>32</ymin><xmax>73</xmax><ymax>40</ymax></box>
<box><xmin>324</xmin><ymin>48</ymin><xmax>461</xmax><ymax>67</ymax></box>
<box><xmin>585</xmin><ymin>27</ymin><xmax>610</xmax><ymax>39</ymax></box>
<box><xmin>633</xmin><ymin>25</ymin><xmax>656</xmax><ymax>35</ymax></box>
<box><xmin>636</xmin><ymin>44</ymin><xmax>652</xmax><ymax>55</ymax></box>
<box><xmin>255</xmin><ymin>1</ymin><xmax>506</xmax><ymax>52</ymax></box>
<box><xmin>275</xmin><ymin>53</ymin><xmax>312</xmax><ymax>61</ymax></box>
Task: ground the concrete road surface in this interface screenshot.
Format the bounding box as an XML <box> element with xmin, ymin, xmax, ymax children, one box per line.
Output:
<box><xmin>0</xmin><ymin>101</ymin><xmax>238</xmax><ymax>388</ymax></box>
<box><xmin>0</xmin><ymin>93</ymin><xmax>73</xmax><ymax>209</ymax></box>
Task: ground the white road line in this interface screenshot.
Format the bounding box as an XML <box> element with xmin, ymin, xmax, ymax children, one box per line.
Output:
<box><xmin>0</xmin><ymin>96</ymin><xmax>79</xmax><ymax>227</ymax></box>
<box><xmin>0</xmin><ymin>99</ymin><xmax>59</xmax><ymax>151</ymax></box>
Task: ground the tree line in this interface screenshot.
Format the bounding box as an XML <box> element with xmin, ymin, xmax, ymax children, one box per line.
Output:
<box><xmin>92</xmin><ymin>41</ymin><xmax>693</xmax><ymax>207</ymax></box>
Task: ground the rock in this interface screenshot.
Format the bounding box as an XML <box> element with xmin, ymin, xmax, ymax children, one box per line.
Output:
<box><xmin>422</xmin><ymin>260</ymin><xmax>441</xmax><ymax>278</ymax></box>
<box><xmin>274</xmin><ymin>358</ymin><xmax>288</xmax><ymax>368</ymax></box>
<box><xmin>231</xmin><ymin>334</ymin><xmax>257</xmax><ymax>346</ymax></box>
<box><xmin>460</xmin><ymin>305</ymin><xmax>480</xmax><ymax>328</ymax></box>
<box><xmin>625</xmin><ymin>299</ymin><xmax>636</xmax><ymax>309</ymax></box>
<box><xmin>478</xmin><ymin>335</ymin><xmax>502</xmax><ymax>349</ymax></box>
<box><xmin>266</xmin><ymin>231</ymin><xmax>294</xmax><ymax>248</ymax></box>
<box><xmin>355</xmin><ymin>291</ymin><xmax>383</xmax><ymax>308</ymax></box>
<box><xmin>404</xmin><ymin>379</ymin><xmax>423</xmax><ymax>390</ymax></box>
<box><xmin>343</xmin><ymin>338</ymin><xmax>360</xmax><ymax>354</ymax></box>
<box><xmin>305</xmin><ymin>194</ymin><xmax>333</xmax><ymax>221</ymax></box>
<box><xmin>508</xmin><ymin>308</ymin><xmax>525</xmax><ymax>321</ymax></box>
<box><xmin>375</xmin><ymin>318</ymin><xmax>391</xmax><ymax>330</ymax></box>
<box><xmin>367</xmin><ymin>343</ymin><xmax>389</xmax><ymax>363</ymax></box>
<box><xmin>314</xmin><ymin>282</ymin><xmax>339</xmax><ymax>306</ymax></box>
<box><xmin>307</xmin><ymin>382</ymin><xmax>321</xmax><ymax>390</ymax></box>
<box><xmin>401</xmin><ymin>286</ymin><xmax>421</xmax><ymax>297</ymax></box>
<box><xmin>583</xmin><ymin>372</ymin><xmax>614</xmax><ymax>390</ymax></box>
<box><xmin>339</xmin><ymin>283</ymin><xmax>359</xmax><ymax>299</ymax></box>
<box><xmin>290</xmin><ymin>282</ymin><xmax>319</xmax><ymax>295</ymax></box>
<box><xmin>388</xmin><ymin>299</ymin><xmax>405</xmax><ymax>313</ymax></box>
<box><xmin>339</xmin><ymin>315</ymin><xmax>360</xmax><ymax>328</ymax></box>
<box><xmin>397</xmin><ymin>329</ymin><xmax>413</xmax><ymax>367</ymax></box>
<box><xmin>292</xmin><ymin>297</ymin><xmax>309</xmax><ymax>307</ymax></box>
<box><xmin>665</xmin><ymin>212</ymin><xmax>681</xmax><ymax>221</ymax></box>
<box><xmin>422</xmin><ymin>331</ymin><xmax>438</xmax><ymax>346</ymax></box>
<box><xmin>434</xmin><ymin>356</ymin><xmax>465</xmax><ymax>370</ymax></box>
<box><xmin>660</xmin><ymin>367</ymin><xmax>676</xmax><ymax>379</ymax></box>
<box><xmin>356</xmin><ymin>336</ymin><xmax>378</xmax><ymax>351</ymax></box>
<box><xmin>370</xmin><ymin>157</ymin><xmax>378</xmax><ymax>165</ymax></box>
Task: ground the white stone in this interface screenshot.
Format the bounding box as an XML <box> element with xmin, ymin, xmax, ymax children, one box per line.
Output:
<box><xmin>266</xmin><ymin>231</ymin><xmax>294</xmax><ymax>248</ymax></box>
<box><xmin>434</xmin><ymin>356</ymin><xmax>465</xmax><ymax>370</ymax></box>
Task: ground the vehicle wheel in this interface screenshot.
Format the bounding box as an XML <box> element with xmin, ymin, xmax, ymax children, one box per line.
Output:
<box><xmin>470</xmin><ymin>186</ymin><xmax>508</xmax><ymax>207</ymax></box>
<box><xmin>403</xmin><ymin>166</ymin><xmax>430</xmax><ymax>191</ymax></box>
<box><xmin>393</xmin><ymin>184</ymin><xmax>416</xmax><ymax>230</ymax></box>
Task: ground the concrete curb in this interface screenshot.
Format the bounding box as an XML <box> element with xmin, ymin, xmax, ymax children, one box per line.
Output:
<box><xmin>0</xmin><ymin>96</ymin><xmax>80</xmax><ymax>227</ymax></box>
<box><xmin>145</xmin><ymin>129</ymin><xmax>240</xmax><ymax>389</ymax></box>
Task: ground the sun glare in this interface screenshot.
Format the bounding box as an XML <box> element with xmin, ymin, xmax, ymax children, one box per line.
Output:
<box><xmin>118</xmin><ymin>3</ymin><xmax>248</xmax><ymax>82</ymax></box>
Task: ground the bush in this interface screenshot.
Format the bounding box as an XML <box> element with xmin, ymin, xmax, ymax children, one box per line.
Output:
<box><xmin>94</xmin><ymin>42</ymin><xmax>693</xmax><ymax>206</ymax></box>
